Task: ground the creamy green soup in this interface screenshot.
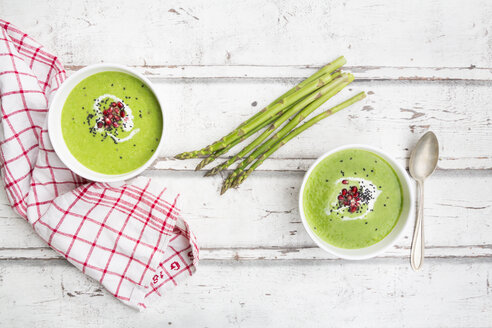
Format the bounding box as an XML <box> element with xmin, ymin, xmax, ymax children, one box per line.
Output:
<box><xmin>61</xmin><ymin>71</ymin><xmax>162</xmax><ymax>175</ymax></box>
<box><xmin>303</xmin><ymin>149</ymin><xmax>403</xmax><ymax>249</ymax></box>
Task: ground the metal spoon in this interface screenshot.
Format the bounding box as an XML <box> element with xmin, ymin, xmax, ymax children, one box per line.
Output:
<box><xmin>409</xmin><ymin>131</ymin><xmax>439</xmax><ymax>271</ymax></box>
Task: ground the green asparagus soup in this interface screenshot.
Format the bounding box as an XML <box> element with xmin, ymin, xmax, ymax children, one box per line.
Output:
<box><xmin>61</xmin><ymin>71</ymin><xmax>162</xmax><ymax>175</ymax></box>
<box><xmin>303</xmin><ymin>149</ymin><xmax>403</xmax><ymax>249</ymax></box>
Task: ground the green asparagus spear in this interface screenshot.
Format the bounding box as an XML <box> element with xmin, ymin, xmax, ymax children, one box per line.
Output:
<box><xmin>221</xmin><ymin>73</ymin><xmax>354</xmax><ymax>193</ymax></box>
<box><xmin>229</xmin><ymin>92</ymin><xmax>367</xmax><ymax>191</ymax></box>
<box><xmin>235</xmin><ymin>57</ymin><xmax>345</xmax><ymax>130</ymax></box>
<box><xmin>194</xmin><ymin>109</ymin><xmax>283</xmax><ymax>171</ymax></box>
<box><xmin>206</xmin><ymin>72</ymin><xmax>344</xmax><ymax>177</ymax></box>
<box><xmin>198</xmin><ymin>92</ymin><xmax>312</xmax><ymax>172</ymax></box>
<box><xmin>175</xmin><ymin>56</ymin><xmax>346</xmax><ymax>159</ymax></box>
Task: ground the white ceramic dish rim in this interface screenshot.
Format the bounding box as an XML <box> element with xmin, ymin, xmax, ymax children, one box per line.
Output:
<box><xmin>298</xmin><ymin>144</ymin><xmax>415</xmax><ymax>260</ymax></box>
<box><xmin>48</xmin><ymin>63</ymin><xmax>166</xmax><ymax>182</ymax></box>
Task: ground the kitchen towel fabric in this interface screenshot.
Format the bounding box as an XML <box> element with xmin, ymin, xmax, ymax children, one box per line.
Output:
<box><xmin>0</xmin><ymin>20</ymin><xmax>199</xmax><ymax>310</ymax></box>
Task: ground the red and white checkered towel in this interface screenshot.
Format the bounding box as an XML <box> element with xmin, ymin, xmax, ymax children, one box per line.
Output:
<box><xmin>0</xmin><ymin>20</ymin><xmax>199</xmax><ymax>310</ymax></box>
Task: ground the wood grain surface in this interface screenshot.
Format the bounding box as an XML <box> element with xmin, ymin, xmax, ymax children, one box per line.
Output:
<box><xmin>0</xmin><ymin>0</ymin><xmax>491</xmax><ymax>327</ymax></box>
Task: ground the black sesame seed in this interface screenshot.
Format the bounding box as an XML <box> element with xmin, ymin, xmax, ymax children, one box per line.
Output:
<box><xmin>350</xmin><ymin>157</ymin><xmax>352</xmax><ymax>160</ymax></box>
<box><xmin>375</xmin><ymin>228</ymin><xmax>378</xmax><ymax>231</ymax></box>
<box><xmin>83</xmin><ymin>87</ymin><xmax>86</xmax><ymax>89</ymax></box>
<box><xmin>119</xmin><ymin>156</ymin><xmax>122</xmax><ymax>159</ymax></box>
<box><xmin>111</xmin><ymin>84</ymin><xmax>114</xmax><ymax>87</ymax></box>
<box><xmin>365</xmin><ymin>222</ymin><xmax>368</xmax><ymax>224</ymax></box>
<box><xmin>340</xmin><ymin>160</ymin><xmax>343</xmax><ymax>163</ymax></box>
<box><xmin>384</xmin><ymin>204</ymin><xmax>386</xmax><ymax>207</ymax></box>
<box><xmin>363</xmin><ymin>168</ymin><xmax>366</xmax><ymax>171</ymax></box>
<box><xmin>141</xmin><ymin>84</ymin><xmax>144</xmax><ymax>87</ymax></box>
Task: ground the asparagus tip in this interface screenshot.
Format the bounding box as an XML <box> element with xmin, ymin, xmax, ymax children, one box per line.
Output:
<box><xmin>220</xmin><ymin>184</ymin><xmax>229</xmax><ymax>195</ymax></box>
<box><xmin>231</xmin><ymin>173</ymin><xmax>244</xmax><ymax>188</ymax></box>
<box><xmin>205</xmin><ymin>167</ymin><xmax>219</xmax><ymax>176</ymax></box>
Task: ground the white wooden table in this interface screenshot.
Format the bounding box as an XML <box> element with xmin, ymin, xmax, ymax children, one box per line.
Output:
<box><xmin>1</xmin><ymin>1</ymin><xmax>492</xmax><ymax>327</ymax></box>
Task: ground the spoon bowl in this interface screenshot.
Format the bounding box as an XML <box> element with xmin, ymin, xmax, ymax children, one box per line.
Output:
<box><xmin>409</xmin><ymin>131</ymin><xmax>439</xmax><ymax>271</ymax></box>
<box><xmin>409</xmin><ymin>132</ymin><xmax>439</xmax><ymax>182</ymax></box>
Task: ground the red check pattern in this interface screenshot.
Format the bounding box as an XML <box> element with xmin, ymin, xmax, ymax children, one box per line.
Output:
<box><xmin>0</xmin><ymin>20</ymin><xmax>199</xmax><ymax>310</ymax></box>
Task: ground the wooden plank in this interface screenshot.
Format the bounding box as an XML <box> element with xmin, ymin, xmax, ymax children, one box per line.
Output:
<box><xmin>1</xmin><ymin>170</ymin><xmax>490</xmax><ymax>259</ymax></box>
<box><xmin>65</xmin><ymin>65</ymin><xmax>492</xmax><ymax>81</ymax></box>
<box><xmin>150</xmin><ymin>80</ymin><xmax>490</xmax><ymax>170</ymax></box>
<box><xmin>2</xmin><ymin>0</ymin><xmax>492</xmax><ymax>74</ymax></box>
<box><xmin>0</xmin><ymin>259</ymin><xmax>490</xmax><ymax>327</ymax></box>
<box><xmin>2</xmin><ymin>245</ymin><xmax>492</xmax><ymax>261</ymax></box>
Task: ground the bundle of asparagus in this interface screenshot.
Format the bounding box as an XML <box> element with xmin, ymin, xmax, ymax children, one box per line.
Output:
<box><xmin>175</xmin><ymin>56</ymin><xmax>366</xmax><ymax>194</ymax></box>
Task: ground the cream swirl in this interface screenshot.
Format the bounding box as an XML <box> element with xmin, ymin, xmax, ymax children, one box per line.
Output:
<box><xmin>93</xmin><ymin>94</ymin><xmax>140</xmax><ymax>143</ymax></box>
<box><xmin>326</xmin><ymin>177</ymin><xmax>381</xmax><ymax>221</ymax></box>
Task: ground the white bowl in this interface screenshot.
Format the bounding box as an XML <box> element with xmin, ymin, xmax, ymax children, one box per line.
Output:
<box><xmin>48</xmin><ymin>64</ymin><xmax>165</xmax><ymax>182</ymax></box>
<box><xmin>299</xmin><ymin>144</ymin><xmax>415</xmax><ymax>260</ymax></box>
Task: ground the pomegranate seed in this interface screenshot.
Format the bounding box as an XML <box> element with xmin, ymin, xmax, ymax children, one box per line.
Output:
<box><xmin>350</xmin><ymin>206</ymin><xmax>357</xmax><ymax>213</ymax></box>
<box><xmin>347</xmin><ymin>195</ymin><xmax>353</xmax><ymax>200</ymax></box>
<box><xmin>355</xmin><ymin>197</ymin><xmax>360</xmax><ymax>201</ymax></box>
<box><xmin>111</xmin><ymin>102</ymin><xmax>117</xmax><ymax>107</ymax></box>
<box><xmin>120</xmin><ymin>110</ymin><xmax>126</xmax><ymax>117</ymax></box>
<box><xmin>108</xmin><ymin>114</ymin><xmax>113</xmax><ymax>119</ymax></box>
<box><xmin>97</xmin><ymin>122</ymin><xmax>103</xmax><ymax>128</ymax></box>
<box><xmin>113</xmin><ymin>122</ymin><xmax>119</xmax><ymax>128</ymax></box>
<box><xmin>338</xmin><ymin>195</ymin><xmax>344</xmax><ymax>200</ymax></box>
<box><xmin>342</xmin><ymin>189</ymin><xmax>347</xmax><ymax>195</ymax></box>
<box><xmin>344</xmin><ymin>201</ymin><xmax>349</xmax><ymax>206</ymax></box>
<box><xmin>117</xmin><ymin>102</ymin><xmax>123</xmax><ymax>108</ymax></box>
<box><xmin>353</xmin><ymin>192</ymin><xmax>359</xmax><ymax>198</ymax></box>
<box><xmin>114</xmin><ymin>116</ymin><xmax>121</xmax><ymax>121</ymax></box>
<box><xmin>105</xmin><ymin>118</ymin><xmax>111</xmax><ymax>125</ymax></box>
<box><xmin>351</xmin><ymin>186</ymin><xmax>358</xmax><ymax>193</ymax></box>
<box><xmin>103</xmin><ymin>109</ymin><xmax>108</xmax><ymax>115</ymax></box>
<box><xmin>342</xmin><ymin>180</ymin><xmax>348</xmax><ymax>184</ymax></box>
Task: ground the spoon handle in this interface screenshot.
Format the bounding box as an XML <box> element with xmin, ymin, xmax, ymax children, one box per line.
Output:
<box><xmin>411</xmin><ymin>180</ymin><xmax>425</xmax><ymax>271</ymax></box>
